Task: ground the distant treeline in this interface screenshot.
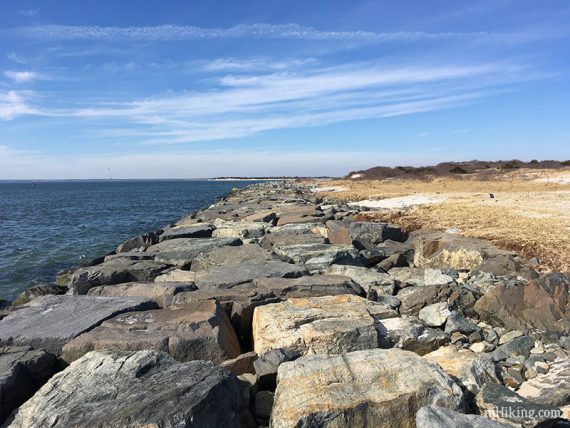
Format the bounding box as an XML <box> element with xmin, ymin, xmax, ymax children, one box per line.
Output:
<box><xmin>347</xmin><ymin>159</ymin><xmax>570</xmax><ymax>180</ymax></box>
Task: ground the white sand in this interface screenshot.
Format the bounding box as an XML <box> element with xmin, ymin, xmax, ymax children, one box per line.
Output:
<box><xmin>349</xmin><ymin>194</ymin><xmax>448</xmax><ymax>210</ymax></box>
<box><xmin>311</xmin><ymin>186</ymin><xmax>348</xmax><ymax>192</ymax></box>
<box><xmin>535</xmin><ymin>176</ymin><xmax>570</xmax><ymax>184</ymax></box>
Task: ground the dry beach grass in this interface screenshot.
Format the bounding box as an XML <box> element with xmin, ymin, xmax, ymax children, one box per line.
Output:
<box><xmin>312</xmin><ymin>168</ymin><xmax>570</xmax><ymax>272</ymax></box>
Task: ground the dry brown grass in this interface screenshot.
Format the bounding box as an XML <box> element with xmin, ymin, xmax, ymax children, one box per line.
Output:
<box><xmin>317</xmin><ymin>176</ymin><xmax>570</xmax><ymax>202</ymax></box>
<box><xmin>308</xmin><ymin>169</ymin><xmax>570</xmax><ymax>273</ymax></box>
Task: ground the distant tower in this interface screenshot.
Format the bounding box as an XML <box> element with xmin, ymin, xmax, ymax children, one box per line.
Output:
<box><xmin>108</xmin><ymin>168</ymin><xmax>112</xmax><ymax>180</ymax></box>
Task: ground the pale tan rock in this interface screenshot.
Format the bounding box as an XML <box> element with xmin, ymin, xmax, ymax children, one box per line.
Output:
<box><xmin>518</xmin><ymin>359</ymin><xmax>570</xmax><ymax>406</ymax></box>
<box><xmin>272</xmin><ymin>348</ymin><xmax>464</xmax><ymax>428</ymax></box>
<box><xmin>242</xmin><ymin>210</ymin><xmax>276</xmax><ymax>223</ymax></box>
<box><xmin>211</xmin><ymin>221</ymin><xmax>269</xmax><ymax>241</ymax></box>
<box><xmin>252</xmin><ymin>294</ymin><xmax>396</xmax><ymax>356</ymax></box>
<box><xmin>154</xmin><ymin>269</ymin><xmax>196</xmax><ymax>283</ymax></box>
<box><xmin>424</xmin><ymin>345</ymin><xmax>500</xmax><ymax>395</ymax></box>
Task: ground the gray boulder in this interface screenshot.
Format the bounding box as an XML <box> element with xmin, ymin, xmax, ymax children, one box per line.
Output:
<box><xmin>377</xmin><ymin>316</ymin><xmax>448</xmax><ymax>355</ymax></box>
<box><xmin>445</xmin><ymin>311</ymin><xmax>480</xmax><ymax>335</ymax></box>
<box><xmin>327</xmin><ymin>221</ymin><xmax>407</xmax><ymax>247</ymax></box>
<box><xmin>116</xmin><ymin>231</ymin><xmax>158</xmax><ymax>253</ymax></box>
<box><xmin>159</xmin><ymin>224</ymin><xmax>214</xmax><ymax>241</ymax></box>
<box><xmin>419</xmin><ymin>302</ymin><xmax>451</xmax><ymax>327</ymax></box>
<box><xmin>12</xmin><ymin>284</ymin><xmax>67</xmax><ymax>306</ymax></box>
<box><xmin>397</xmin><ymin>283</ymin><xmax>452</xmax><ymax>316</ymax></box>
<box><xmin>259</xmin><ymin>229</ymin><xmax>327</xmax><ymax>250</ymax></box>
<box><xmin>327</xmin><ymin>264</ymin><xmax>396</xmax><ymax>295</ymax></box>
<box><xmin>193</xmin><ymin>261</ymin><xmax>307</xmax><ymax>289</ymax></box>
<box><xmin>87</xmin><ymin>281</ymin><xmax>196</xmax><ymax>307</ymax></box>
<box><xmin>254</xmin><ymin>348</ymin><xmax>299</xmax><ymax>390</ymax></box>
<box><xmin>273</xmin><ymin>243</ymin><xmax>360</xmax><ymax>272</ymax></box>
<box><xmin>252</xmin><ymin>274</ymin><xmax>364</xmax><ymax>297</ymax></box>
<box><xmin>0</xmin><ymin>295</ymin><xmax>157</xmax><ymax>355</ymax></box>
<box><xmin>492</xmin><ymin>336</ymin><xmax>534</xmax><ymax>361</ymax></box>
<box><xmin>5</xmin><ymin>350</ymin><xmax>252</xmax><ymax>428</ymax></box>
<box><xmin>416</xmin><ymin>405</ymin><xmax>511</xmax><ymax>428</ymax></box>
<box><xmin>148</xmin><ymin>237</ymin><xmax>242</xmax><ymax>269</ymax></box>
<box><xmin>0</xmin><ymin>346</ymin><xmax>60</xmax><ymax>424</ymax></box>
<box><xmin>69</xmin><ymin>258</ymin><xmax>170</xmax><ymax>294</ymax></box>
<box><xmin>190</xmin><ymin>244</ymin><xmax>276</xmax><ymax>271</ymax></box>
<box><xmin>475</xmin><ymin>383</ymin><xmax>563</xmax><ymax>427</ymax></box>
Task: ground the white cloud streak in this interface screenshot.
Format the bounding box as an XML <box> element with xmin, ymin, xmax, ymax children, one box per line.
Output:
<box><xmin>0</xmin><ymin>91</ymin><xmax>41</xmax><ymax>120</ymax></box>
<box><xmin>4</xmin><ymin>70</ymin><xmax>43</xmax><ymax>83</ymax></box>
<box><xmin>0</xmin><ymin>62</ymin><xmax>523</xmax><ymax>141</ymax></box>
<box><xmin>10</xmin><ymin>23</ymin><xmax>548</xmax><ymax>43</ymax></box>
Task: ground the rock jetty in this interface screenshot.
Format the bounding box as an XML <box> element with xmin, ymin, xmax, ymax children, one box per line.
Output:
<box><xmin>0</xmin><ymin>181</ymin><xmax>568</xmax><ymax>427</ymax></box>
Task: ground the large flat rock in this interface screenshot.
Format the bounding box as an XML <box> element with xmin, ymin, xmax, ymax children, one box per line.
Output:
<box><xmin>5</xmin><ymin>350</ymin><xmax>252</xmax><ymax>428</ymax></box>
<box><xmin>68</xmin><ymin>258</ymin><xmax>170</xmax><ymax>294</ymax></box>
<box><xmin>252</xmin><ymin>294</ymin><xmax>397</xmax><ymax>356</ymax></box>
<box><xmin>0</xmin><ymin>346</ymin><xmax>60</xmax><ymax>424</ymax></box>
<box><xmin>211</xmin><ymin>221</ymin><xmax>270</xmax><ymax>241</ymax></box>
<box><xmin>190</xmin><ymin>244</ymin><xmax>276</xmax><ymax>271</ymax></box>
<box><xmin>272</xmin><ymin>348</ymin><xmax>464</xmax><ymax>428</ymax></box>
<box><xmin>273</xmin><ymin>243</ymin><xmax>360</xmax><ymax>272</ymax></box>
<box><xmin>61</xmin><ymin>300</ymin><xmax>241</xmax><ymax>363</ymax></box>
<box><xmin>326</xmin><ymin>220</ymin><xmax>407</xmax><ymax>246</ymax></box>
<box><xmin>159</xmin><ymin>224</ymin><xmax>214</xmax><ymax>241</ymax></box>
<box><xmin>259</xmin><ymin>222</ymin><xmax>327</xmax><ymax>249</ymax></box>
<box><xmin>147</xmin><ymin>237</ymin><xmax>242</xmax><ymax>268</ymax></box>
<box><xmin>87</xmin><ymin>281</ymin><xmax>196</xmax><ymax>307</ymax></box>
<box><xmin>327</xmin><ymin>264</ymin><xmax>396</xmax><ymax>295</ymax></box>
<box><xmin>252</xmin><ymin>274</ymin><xmax>363</xmax><ymax>297</ymax></box>
<box><xmin>0</xmin><ymin>295</ymin><xmax>157</xmax><ymax>355</ymax></box>
<box><xmin>193</xmin><ymin>261</ymin><xmax>308</xmax><ymax>289</ymax></box>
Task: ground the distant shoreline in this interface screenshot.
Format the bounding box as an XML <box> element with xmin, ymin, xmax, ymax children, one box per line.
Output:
<box><xmin>210</xmin><ymin>176</ymin><xmax>333</xmax><ymax>181</ymax></box>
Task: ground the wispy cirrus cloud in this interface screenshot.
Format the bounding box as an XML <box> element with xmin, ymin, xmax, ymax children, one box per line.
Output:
<box><xmin>61</xmin><ymin>62</ymin><xmax>518</xmax><ymax>143</ymax></box>
<box><xmin>4</xmin><ymin>70</ymin><xmax>45</xmax><ymax>83</ymax></box>
<box><xmin>204</xmin><ymin>57</ymin><xmax>317</xmax><ymax>72</ymax></box>
<box><xmin>0</xmin><ymin>90</ymin><xmax>41</xmax><ymax>120</ymax></box>
<box><xmin>17</xmin><ymin>9</ymin><xmax>40</xmax><ymax>17</ymax></box>
<box><xmin>0</xmin><ymin>61</ymin><xmax>529</xmax><ymax>143</ymax></box>
<box><xmin>9</xmin><ymin>23</ymin><xmax>557</xmax><ymax>44</ymax></box>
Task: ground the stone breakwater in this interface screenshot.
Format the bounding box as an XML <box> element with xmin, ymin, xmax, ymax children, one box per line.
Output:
<box><xmin>0</xmin><ymin>181</ymin><xmax>568</xmax><ymax>427</ymax></box>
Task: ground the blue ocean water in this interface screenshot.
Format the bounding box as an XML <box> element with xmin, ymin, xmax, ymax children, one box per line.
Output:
<box><xmin>0</xmin><ymin>180</ymin><xmax>257</xmax><ymax>299</ymax></box>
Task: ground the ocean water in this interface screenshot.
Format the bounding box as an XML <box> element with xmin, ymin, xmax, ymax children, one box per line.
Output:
<box><xmin>0</xmin><ymin>180</ymin><xmax>258</xmax><ymax>300</ymax></box>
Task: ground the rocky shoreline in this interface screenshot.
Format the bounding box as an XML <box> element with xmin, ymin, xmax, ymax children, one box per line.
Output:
<box><xmin>0</xmin><ymin>181</ymin><xmax>568</xmax><ymax>427</ymax></box>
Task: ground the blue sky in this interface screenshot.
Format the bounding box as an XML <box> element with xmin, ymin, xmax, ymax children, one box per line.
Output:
<box><xmin>0</xmin><ymin>0</ymin><xmax>569</xmax><ymax>178</ymax></box>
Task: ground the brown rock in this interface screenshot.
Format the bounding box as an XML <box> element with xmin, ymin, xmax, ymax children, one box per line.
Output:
<box><xmin>474</xmin><ymin>273</ymin><xmax>569</xmax><ymax>337</ymax></box>
<box><xmin>61</xmin><ymin>300</ymin><xmax>241</xmax><ymax>363</ymax></box>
